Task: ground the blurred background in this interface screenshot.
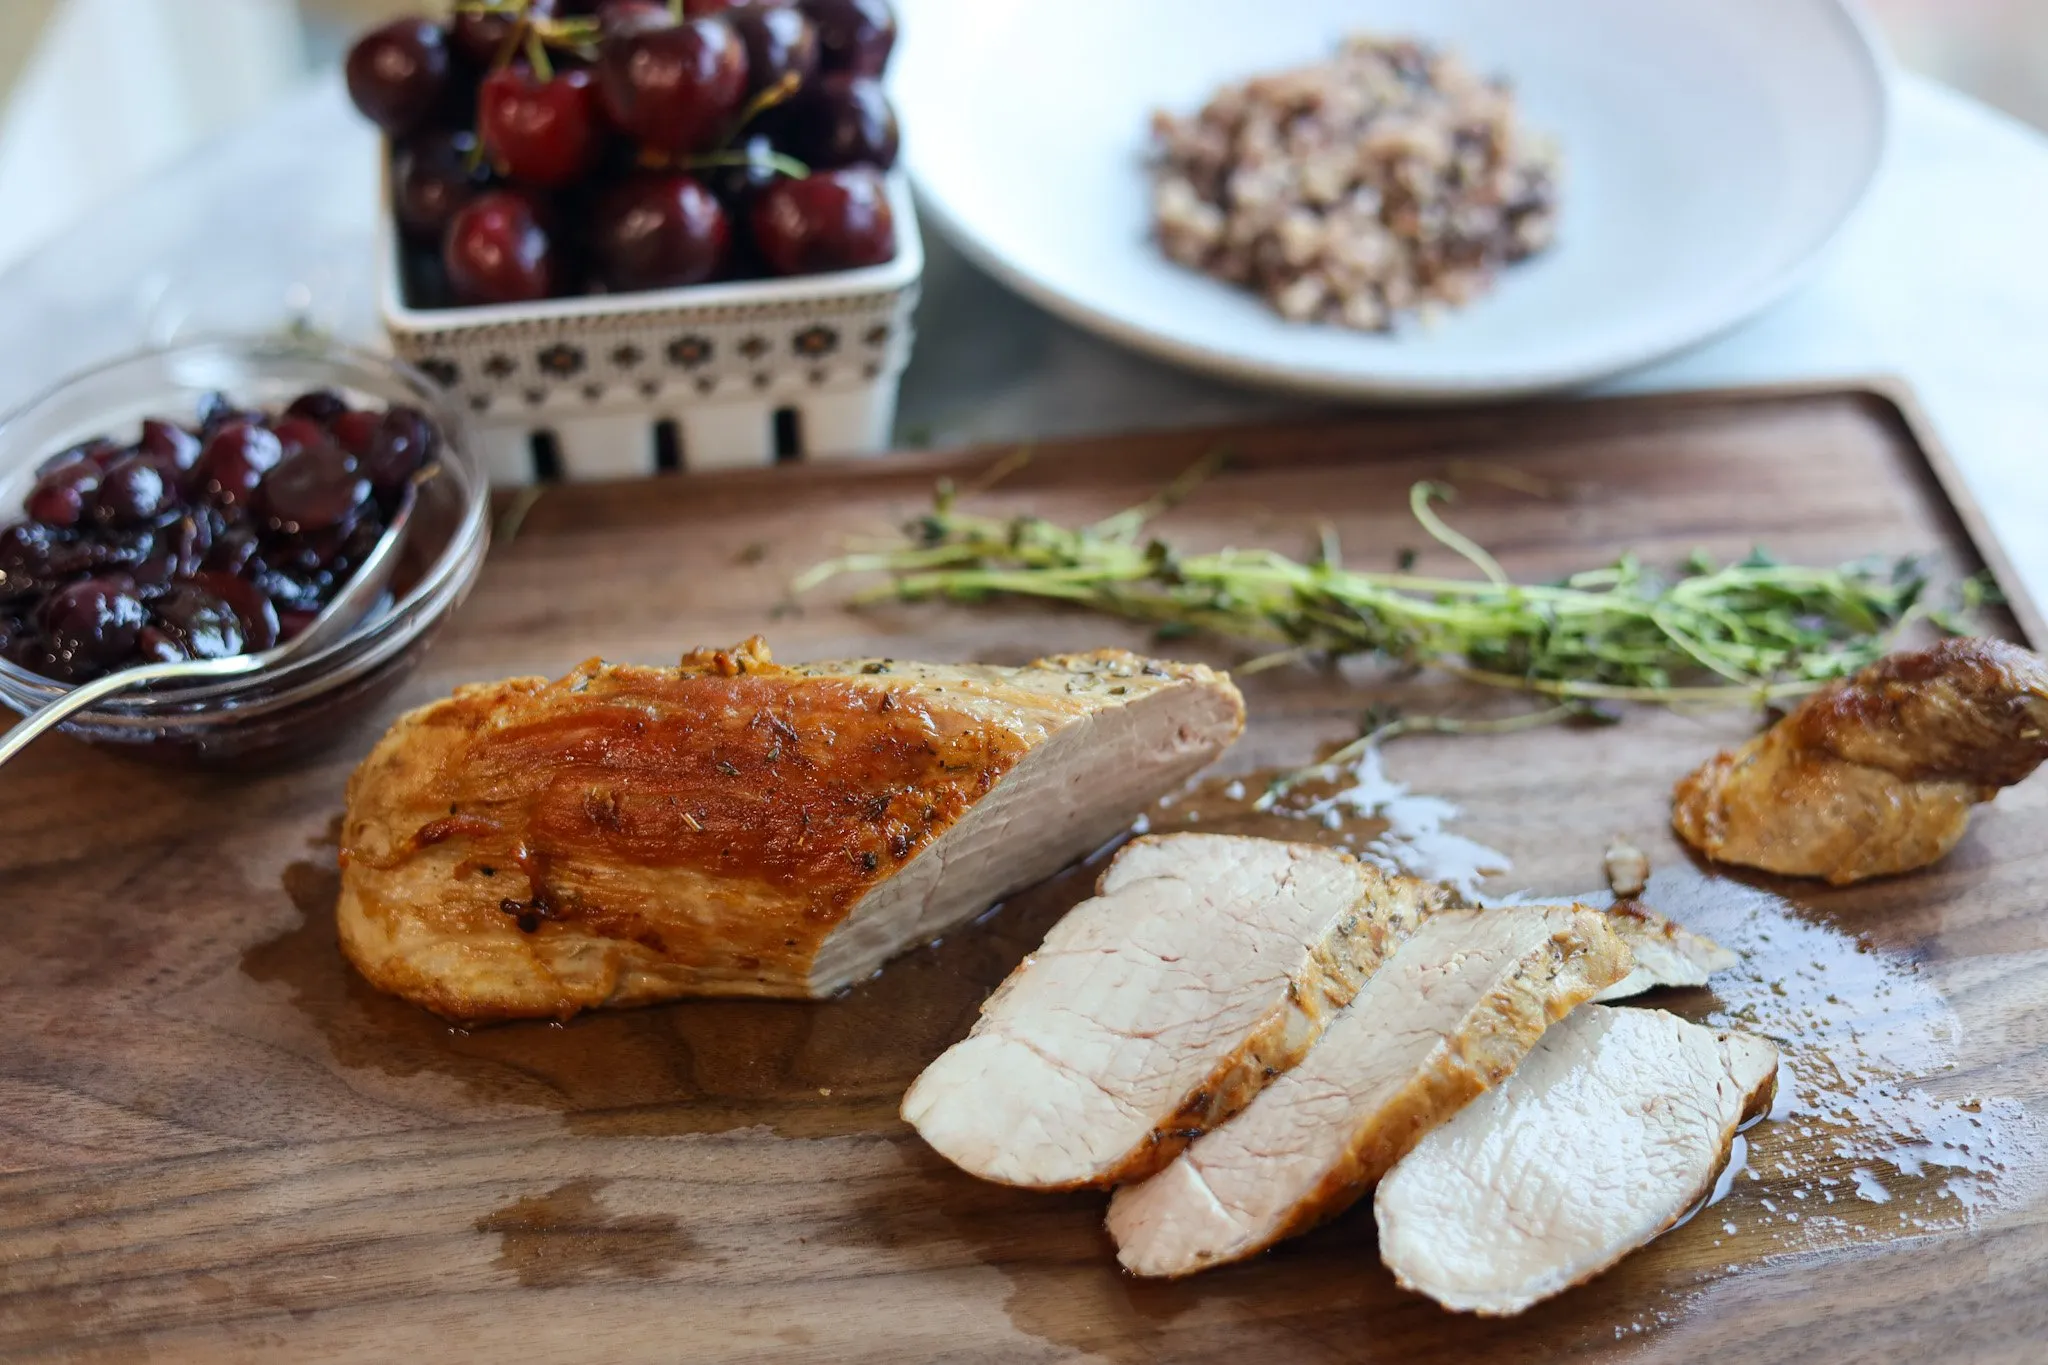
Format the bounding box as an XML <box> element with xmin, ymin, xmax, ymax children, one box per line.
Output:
<box><xmin>0</xmin><ymin>0</ymin><xmax>2043</xmax><ymax>276</ymax></box>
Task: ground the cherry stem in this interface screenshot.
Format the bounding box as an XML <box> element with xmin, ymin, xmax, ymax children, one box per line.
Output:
<box><xmin>524</xmin><ymin>25</ymin><xmax>554</xmax><ymax>81</ymax></box>
<box><xmin>533</xmin><ymin>16</ymin><xmax>602</xmax><ymax>54</ymax></box>
<box><xmin>723</xmin><ymin>70</ymin><xmax>803</xmax><ymax>149</ymax></box>
<box><xmin>685</xmin><ymin>149</ymin><xmax>812</xmax><ymax>180</ymax></box>
<box><xmin>489</xmin><ymin>13</ymin><xmax>528</xmax><ymax>71</ymax></box>
<box><xmin>669</xmin><ymin>0</ymin><xmax>685</xmax><ymax>20</ymax></box>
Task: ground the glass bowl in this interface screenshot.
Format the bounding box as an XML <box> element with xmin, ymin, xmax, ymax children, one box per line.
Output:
<box><xmin>0</xmin><ymin>336</ymin><xmax>490</xmax><ymax>767</ymax></box>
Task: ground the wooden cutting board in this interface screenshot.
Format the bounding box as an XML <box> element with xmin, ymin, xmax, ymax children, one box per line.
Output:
<box><xmin>4</xmin><ymin>384</ymin><xmax>2045</xmax><ymax>1364</ymax></box>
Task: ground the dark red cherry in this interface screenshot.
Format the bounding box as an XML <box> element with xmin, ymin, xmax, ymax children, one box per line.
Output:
<box><xmin>778</xmin><ymin>73</ymin><xmax>897</xmax><ymax>170</ymax></box>
<box><xmin>25</xmin><ymin>462</ymin><xmax>101</xmax><ymax>529</ymax></box>
<box><xmin>479</xmin><ymin>65</ymin><xmax>604</xmax><ymax>189</ymax></box>
<box><xmin>0</xmin><ymin>521</ymin><xmax>65</xmax><ymax>604</ymax></box>
<box><xmin>401</xmin><ymin>242</ymin><xmax>458</xmax><ymax>309</ymax></box>
<box><xmin>136</xmin><ymin>625</ymin><xmax>185</xmax><ymax>664</ymax></box>
<box><xmin>452</xmin><ymin>0</ymin><xmax>558</xmax><ymax>66</ymax></box>
<box><xmin>345</xmin><ymin>18</ymin><xmax>452</xmax><ymax>136</ymax></box>
<box><xmin>92</xmin><ymin>456</ymin><xmax>173</xmax><ymax>528</ymax></box>
<box><xmin>751</xmin><ymin>166</ymin><xmax>897</xmax><ymax>275</ymax></box>
<box><xmin>706</xmin><ymin>135</ymin><xmax>789</xmax><ymax>270</ymax></box>
<box><xmin>728</xmin><ymin>3</ymin><xmax>818</xmax><ymax>95</ymax></box>
<box><xmin>197</xmin><ymin>420</ymin><xmax>286</xmax><ymax>508</ymax></box>
<box><xmin>591</xmin><ymin>174</ymin><xmax>730</xmax><ymax>291</ymax></box>
<box><xmin>255</xmin><ymin>567</ymin><xmax>335</xmax><ymax>617</ymax></box>
<box><xmin>597</xmin><ymin>0</ymin><xmax>673</xmax><ymax>37</ymax></box>
<box><xmin>38</xmin><ymin>576</ymin><xmax>148</xmax><ymax>680</ymax></box>
<box><xmin>2</xmin><ymin>518</ymin><xmax>107</xmax><ymax>589</ymax></box>
<box><xmin>596</xmin><ymin>16</ymin><xmax>749</xmax><ymax>156</ymax></box>
<box><xmin>710</xmin><ymin>132</ymin><xmax>782</xmax><ymax>198</ymax></box>
<box><xmin>284</xmin><ymin>389</ymin><xmax>351</xmax><ymax>427</ymax></box>
<box><xmin>35</xmin><ymin>437</ymin><xmax>120</xmax><ymax>478</ymax></box>
<box><xmin>138</xmin><ymin>419</ymin><xmax>202</xmax><ymax>471</ymax></box>
<box><xmin>268</xmin><ymin>507</ymin><xmax>371</xmax><ymax>574</ymax></box>
<box><xmin>393</xmin><ymin>132</ymin><xmax>489</xmax><ymax>242</ymax></box>
<box><xmin>185</xmin><ymin>571</ymin><xmax>280</xmax><ymax>652</ymax></box>
<box><xmin>92</xmin><ymin>526</ymin><xmax>158</xmax><ymax>575</ymax></box>
<box><xmin>445</xmin><ymin>191</ymin><xmax>558</xmax><ymax>305</ymax></box>
<box><xmin>800</xmin><ymin>0</ymin><xmax>894</xmax><ymax>76</ymax></box>
<box><xmin>270</xmin><ymin>416</ymin><xmax>332</xmax><ymax>461</ymax></box>
<box><xmin>364</xmin><ymin>406</ymin><xmax>440</xmax><ymax>492</ymax></box>
<box><xmin>332</xmin><ymin>408</ymin><xmax>382</xmax><ymax>458</ymax></box>
<box><xmin>137</xmin><ymin>511</ymin><xmax>216</xmax><ymax>584</ymax></box>
<box><xmin>203</xmin><ymin>523</ymin><xmax>263</xmax><ymax>578</ymax></box>
<box><xmin>195</xmin><ymin>391</ymin><xmax>243</xmax><ymax>435</ymax></box>
<box><xmin>262</xmin><ymin>446</ymin><xmax>371</xmax><ymax>535</ymax></box>
<box><xmin>149</xmin><ymin>582</ymin><xmax>247</xmax><ymax>661</ymax></box>
<box><xmin>327</xmin><ymin>512</ymin><xmax>389</xmax><ymax>579</ymax></box>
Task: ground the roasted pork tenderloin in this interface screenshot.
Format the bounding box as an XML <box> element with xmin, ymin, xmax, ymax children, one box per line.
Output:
<box><xmin>1107</xmin><ymin>905</ymin><xmax>1631</xmax><ymax>1277</ymax></box>
<box><xmin>338</xmin><ymin>639</ymin><xmax>1244</xmax><ymax>1019</ymax></box>
<box><xmin>1592</xmin><ymin>901</ymin><xmax>1739</xmax><ymax>1001</ymax></box>
<box><xmin>903</xmin><ymin>833</ymin><xmax>1464</xmax><ymax>1189</ymax></box>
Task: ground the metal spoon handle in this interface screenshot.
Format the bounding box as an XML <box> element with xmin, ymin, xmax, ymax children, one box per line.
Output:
<box><xmin>0</xmin><ymin>656</ymin><xmax>256</xmax><ymax>767</ymax></box>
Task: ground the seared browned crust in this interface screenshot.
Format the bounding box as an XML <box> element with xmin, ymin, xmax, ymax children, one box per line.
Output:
<box><xmin>1673</xmin><ymin>639</ymin><xmax>2048</xmax><ymax>885</ymax></box>
<box><xmin>1792</xmin><ymin>638</ymin><xmax>2048</xmax><ymax>785</ymax></box>
<box><xmin>339</xmin><ymin>638</ymin><xmax>1241</xmax><ymax>1020</ymax></box>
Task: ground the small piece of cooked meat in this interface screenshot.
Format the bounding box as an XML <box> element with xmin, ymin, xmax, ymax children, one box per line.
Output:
<box><xmin>339</xmin><ymin>639</ymin><xmax>1243</xmax><ymax>1019</ymax></box>
<box><xmin>902</xmin><ymin>834</ymin><xmax>1463</xmax><ymax>1189</ymax></box>
<box><xmin>1673</xmin><ymin>638</ymin><xmax>2048</xmax><ymax>884</ymax></box>
<box><xmin>1106</xmin><ymin>905</ymin><xmax>1630</xmax><ymax>1277</ymax></box>
<box><xmin>1592</xmin><ymin>901</ymin><xmax>1739</xmax><ymax>1002</ymax></box>
<box><xmin>1377</xmin><ymin>1005</ymin><xmax>1778</xmax><ymax>1315</ymax></box>
<box><xmin>1603</xmin><ymin>837</ymin><xmax>1650</xmax><ymax>899</ymax></box>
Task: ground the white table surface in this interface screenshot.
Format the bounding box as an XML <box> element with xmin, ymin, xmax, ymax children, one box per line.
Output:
<box><xmin>0</xmin><ymin>73</ymin><xmax>2041</xmax><ymax>616</ymax></box>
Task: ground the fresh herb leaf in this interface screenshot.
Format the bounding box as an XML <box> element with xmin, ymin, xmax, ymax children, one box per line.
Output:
<box><xmin>793</xmin><ymin>464</ymin><xmax>1970</xmax><ymax>706</ymax></box>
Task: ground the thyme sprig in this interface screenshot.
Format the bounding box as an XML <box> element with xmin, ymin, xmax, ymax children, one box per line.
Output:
<box><xmin>795</xmin><ymin>458</ymin><xmax>1960</xmax><ymax>707</ymax></box>
<box><xmin>1254</xmin><ymin>705</ymin><xmax>1599</xmax><ymax>811</ymax></box>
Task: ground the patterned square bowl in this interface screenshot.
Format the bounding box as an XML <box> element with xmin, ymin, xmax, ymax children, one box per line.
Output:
<box><xmin>377</xmin><ymin>172</ymin><xmax>923</xmax><ymax>485</ymax></box>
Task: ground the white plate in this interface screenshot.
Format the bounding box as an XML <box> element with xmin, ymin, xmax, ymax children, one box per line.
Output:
<box><xmin>893</xmin><ymin>0</ymin><xmax>1890</xmax><ymax>400</ymax></box>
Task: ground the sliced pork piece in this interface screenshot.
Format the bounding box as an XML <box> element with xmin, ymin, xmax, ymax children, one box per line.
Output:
<box><xmin>1107</xmin><ymin>905</ymin><xmax>1630</xmax><ymax>1277</ymax></box>
<box><xmin>903</xmin><ymin>834</ymin><xmax>1463</xmax><ymax>1189</ymax></box>
<box><xmin>1592</xmin><ymin>901</ymin><xmax>1739</xmax><ymax>1002</ymax></box>
<box><xmin>1377</xmin><ymin>1005</ymin><xmax>1778</xmax><ymax>1315</ymax></box>
<box><xmin>339</xmin><ymin>639</ymin><xmax>1244</xmax><ymax>1019</ymax></box>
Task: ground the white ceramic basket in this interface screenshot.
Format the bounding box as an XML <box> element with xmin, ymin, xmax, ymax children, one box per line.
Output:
<box><xmin>377</xmin><ymin>173</ymin><xmax>922</xmax><ymax>485</ymax></box>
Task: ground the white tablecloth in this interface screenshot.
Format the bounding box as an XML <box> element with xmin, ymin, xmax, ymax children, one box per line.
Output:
<box><xmin>0</xmin><ymin>74</ymin><xmax>2042</xmax><ymax>614</ymax></box>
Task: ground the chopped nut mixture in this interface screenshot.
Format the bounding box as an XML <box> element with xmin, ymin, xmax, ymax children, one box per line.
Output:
<box><xmin>1149</xmin><ymin>35</ymin><xmax>1560</xmax><ymax>331</ymax></box>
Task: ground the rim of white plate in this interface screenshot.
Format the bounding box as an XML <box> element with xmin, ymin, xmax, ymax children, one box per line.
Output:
<box><xmin>900</xmin><ymin>0</ymin><xmax>1894</xmax><ymax>402</ymax></box>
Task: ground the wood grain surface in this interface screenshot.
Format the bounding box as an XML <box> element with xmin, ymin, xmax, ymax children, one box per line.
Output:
<box><xmin>3</xmin><ymin>386</ymin><xmax>2045</xmax><ymax>1363</ymax></box>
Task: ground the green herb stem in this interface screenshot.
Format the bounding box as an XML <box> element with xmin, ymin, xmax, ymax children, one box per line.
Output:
<box><xmin>1256</xmin><ymin>705</ymin><xmax>1587</xmax><ymax>810</ymax></box>
<box><xmin>796</xmin><ymin>461</ymin><xmax>1957</xmax><ymax>706</ymax></box>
